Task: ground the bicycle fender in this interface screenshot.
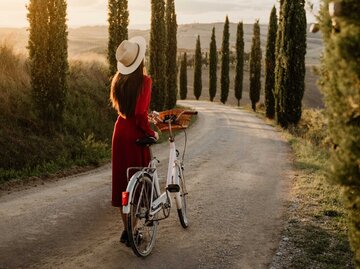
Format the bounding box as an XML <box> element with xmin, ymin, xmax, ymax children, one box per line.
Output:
<box><xmin>122</xmin><ymin>171</ymin><xmax>151</xmax><ymax>214</ymax></box>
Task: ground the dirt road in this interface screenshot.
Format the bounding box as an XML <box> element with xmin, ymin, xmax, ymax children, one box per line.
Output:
<box><xmin>0</xmin><ymin>101</ymin><xmax>292</xmax><ymax>269</ymax></box>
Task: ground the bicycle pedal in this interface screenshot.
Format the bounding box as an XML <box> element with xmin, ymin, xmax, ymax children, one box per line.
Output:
<box><xmin>167</xmin><ymin>184</ymin><xmax>180</xmax><ymax>193</ymax></box>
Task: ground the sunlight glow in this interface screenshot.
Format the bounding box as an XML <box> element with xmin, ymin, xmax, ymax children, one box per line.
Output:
<box><xmin>0</xmin><ymin>0</ymin><xmax>319</xmax><ymax>28</ymax></box>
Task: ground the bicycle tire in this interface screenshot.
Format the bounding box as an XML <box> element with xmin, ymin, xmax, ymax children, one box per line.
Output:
<box><xmin>127</xmin><ymin>174</ymin><xmax>158</xmax><ymax>257</ymax></box>
<box><xmin>177</xmin><ymin>166</ymin><xmax>189</xmax><ymax>228</ymax></box>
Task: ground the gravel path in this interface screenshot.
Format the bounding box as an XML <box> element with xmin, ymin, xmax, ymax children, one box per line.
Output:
<box><xmin>0</xmin><ymin>101</ymin><xmax>292</xmax><ymax>269</ymax></box>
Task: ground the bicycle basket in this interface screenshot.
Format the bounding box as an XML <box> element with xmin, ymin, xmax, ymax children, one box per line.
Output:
<box><xmin>154</xmin><ymin>109</ymin><xmax>194</xmax><ymax>132</ymax></box>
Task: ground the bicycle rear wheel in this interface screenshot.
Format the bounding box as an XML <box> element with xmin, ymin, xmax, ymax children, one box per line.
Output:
<box><xmin>177</xmin><ymin>166</ymin><xmax>189</xmax><ymax>228</ymax></box>
<box><xmin>127</xmin><ymin>174</ymin><xmax>158</xmax><ymax>257</ymax></box>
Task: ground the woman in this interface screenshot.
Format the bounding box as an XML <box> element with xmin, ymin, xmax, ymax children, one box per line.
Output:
<box><xmin>110</xmin><ymin>36</ymin><xmax>158</xmax><ymax>246</ymax></box>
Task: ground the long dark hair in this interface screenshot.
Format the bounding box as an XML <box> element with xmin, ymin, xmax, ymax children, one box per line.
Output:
<box><xmin>110</xmin><ymin>61</ymin><xmax>144</xmax><ymax>117</ymax></box>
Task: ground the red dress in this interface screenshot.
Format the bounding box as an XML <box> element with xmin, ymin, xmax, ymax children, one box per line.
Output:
<box><xmin>112</xmin><ymin>75</ymin><xmax>155</xmax><ymax>207</ymax></box>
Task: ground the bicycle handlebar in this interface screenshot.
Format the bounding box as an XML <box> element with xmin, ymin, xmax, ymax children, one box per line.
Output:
<box><xmin>149</xmin><ymin>110</ymin><xmax>198</xmax><ymax>125</ymax></box>
<box><xmin>173</xmin><ymin>110</ymin><xmax>197</xmax><ymax>124</ymax></box>
<box><xmin>182</xmin><ymin>111</ymin><xmax>198</xmax><ymax>116</ymax></box>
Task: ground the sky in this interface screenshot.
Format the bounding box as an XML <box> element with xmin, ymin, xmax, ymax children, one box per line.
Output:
<box><xmin>0</xmin><ymin>0</ymin><xmax>320</xmax><ymax>29</ymax></box>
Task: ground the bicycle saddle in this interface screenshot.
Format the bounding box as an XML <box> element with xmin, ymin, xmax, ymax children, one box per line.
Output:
<box><xmin>136</xmin><ymin>136</ymin><xmax>157</xmax><ymax>147</ymax></box>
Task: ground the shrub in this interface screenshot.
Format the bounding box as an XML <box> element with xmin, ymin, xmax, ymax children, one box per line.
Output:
<box><xmin>288</xmin><ymin>109</ymin><xmax>329</xmax><ymax>147</ymax></box>
<box><xmin>0</xmin><ymin>44</ymin><xmax>113</xmax><ymax>181</ymax></box>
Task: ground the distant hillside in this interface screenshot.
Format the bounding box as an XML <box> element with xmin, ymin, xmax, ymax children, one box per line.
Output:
<box><xmin>0</xmin><ymin>22</ymin><xmax>322</xmax><ymax>65</ymax></box>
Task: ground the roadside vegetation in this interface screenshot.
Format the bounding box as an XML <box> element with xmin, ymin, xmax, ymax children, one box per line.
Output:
<box><xmin>317</xmin><ymin>0</ymin><xmax>360</xmax><ymax>266</ymax></box>
<box><xmin>277</xmin><ymin>109</ymin><xmax>354</xmax><ymax>268</ymax></box>
<box><xmin>247</xmin><ymin>106</ymin><xmax>354</xmax><ymax>268</ymax></box>
<box><xmin>0</xmin><ymin>43</ymin><xmax>194</xmax><ymax>185</ymax></box>
<box><xmin>0</xmin><ymin>43</ymin><xmax>114</xmax><ymax>183</ymax></box>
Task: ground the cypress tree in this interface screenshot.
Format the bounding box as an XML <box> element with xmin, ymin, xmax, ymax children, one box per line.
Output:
<box><xmin>209</xmin><ymin>27</ymin><xmax>217</xmax><ymax>102</ymax></box>
<box><xmin>48</xmin><ymin>0</ymin><xmax>68</xmax><ymax>127</ymax></box>
<box><xmin>265</xmin><ymin>6</ymin><xmax>278</xmax><ymax>119</ymax></box>
<box><xmin>275</xmin><ymin>0</ymin><xmax>307</xmax><ymax>127</ymax></box>
<box><xmin>234</xmin><ymin>22</ymin><xmax>244</xmax><ymax>107</ymax></box>
<box><xmin>249</xmin><ymin>20</ymin><xmax>262</xmax><ymax>112</ymax></box>
<box><xmin>179</xmin><ymin>52</ymin><xmax>187</xmax><ymax>100</ymax></box>
<box><xmin>319</xmin><ymin>0</ymin><xmax>360</xmax><ymax>266</ymax></box>
<box><xmin>27</xmin><ymin>0</ymin><xmax>68</xmax><ymax>131</ymax></box>
<box><xmin>193</xmin><ymin>35</ymin><xmax>202</xmax><ymax>100</ymax></box>
<box><xmin>108</xmin><ymin>0</ymin><xmax>129</xmax><ymax>76</ymax></box>
<box><xmin>220</xmin><ymin>16</ymin><xmax>230</xmax><ymax>104</ymax></box>
<box><xmin>165</xmin><ymin>0</ymin><xmax>177</xmax><ymax>109</ymax></box>
<box><xmin>27</xmin><ymin>0</ymin><xmax>49</xmax><ymax>123</ymax></box>
<box><xmin>275</xmin><ymin>0</ymin><xmax>284</xmax><ymax>124</ymax></box>
<box><xmin>149</xmin><ymin>0</ymin><xmax>167</xmax><ymax>111</ymax></box>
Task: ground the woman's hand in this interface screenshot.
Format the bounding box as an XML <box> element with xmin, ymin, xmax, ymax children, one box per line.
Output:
<box><xmin>154</xmin><ymin>131</ymin><xmax>159</xmax><ymax>141</ymax></box>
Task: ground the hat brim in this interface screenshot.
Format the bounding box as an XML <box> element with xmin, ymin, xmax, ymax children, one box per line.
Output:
<box><xmin>117</xmin><ymin>36</ymin><xmax>146</xmax><ymax>75</ymax></box>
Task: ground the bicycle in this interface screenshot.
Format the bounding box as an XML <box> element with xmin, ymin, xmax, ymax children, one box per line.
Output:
<box><xmin>121</xmin><ymin>109</ymin><xmax>198</xmax><ymax>257</ymax></box>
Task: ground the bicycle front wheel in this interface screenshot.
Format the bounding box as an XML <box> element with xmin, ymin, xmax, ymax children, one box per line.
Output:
<box><xmin>127</xmin><ymin>174</ymin><xmax>158</xmax><ymax>257</ymax></box>
<box><xmin>177</xmin><ymin>166</ymin><xmax>189</xmax><ymax>228</ymax></box>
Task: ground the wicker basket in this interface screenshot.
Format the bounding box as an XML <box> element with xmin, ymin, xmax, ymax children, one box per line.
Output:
<box><xmin>154</xmin><ymin>109</ymin><xmax>194</xmax><ymax>132</ymax></box>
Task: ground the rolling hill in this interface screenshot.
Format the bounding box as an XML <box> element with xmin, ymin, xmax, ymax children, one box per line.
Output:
<box><xmin>0</xmin><ymin>22</ymin><xmax>322</xmax><ymax>65</ymax></box>
<box><xmin>0</xmin><ymin>23</ymin><xmax>323</xmax><ymax>108</ymax></box>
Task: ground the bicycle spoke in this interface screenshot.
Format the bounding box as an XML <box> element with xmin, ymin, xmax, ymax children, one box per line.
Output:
<box><xmin>128</xmin><ymin>175</ymin><xmax>157</xmax><ymax>257</ymax></box>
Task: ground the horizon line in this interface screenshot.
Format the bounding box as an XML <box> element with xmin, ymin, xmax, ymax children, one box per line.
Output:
<box><xmin>0</xmin><ymin>20</ymin><xmax>318</xmax><ymax>30</ymax></box>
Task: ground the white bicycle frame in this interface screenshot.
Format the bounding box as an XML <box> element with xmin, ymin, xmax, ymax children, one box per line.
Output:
<box><xmin>122</xmin><ymin>136</ymin><xmax>184</xmax><ymax>218</ymax></box>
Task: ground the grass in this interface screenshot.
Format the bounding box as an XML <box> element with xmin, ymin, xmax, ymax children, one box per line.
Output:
<box><xmin>284</xmin><ymin>136</ymin><xmax>353</xmax><ymax>268</ymax></box>
<box><xmin>256</xmin><ymin>108</ymin><xmax>355</xmax><ymax>268</ymax></box>
<box><xmin>0</xmin><ymin>42</ymin><xmax>114</xmax><ymax>183</ymax></box>
<box><xmin>245</xmin><ymin>105</ymin><xmax>354</xmax><ymax>267</ymax></box>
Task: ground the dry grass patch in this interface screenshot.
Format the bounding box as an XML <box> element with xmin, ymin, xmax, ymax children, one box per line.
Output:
<box><xmin>246</xmin><ymin>108</ymin><xmax>355</xmax><ymax>268</ymax></box>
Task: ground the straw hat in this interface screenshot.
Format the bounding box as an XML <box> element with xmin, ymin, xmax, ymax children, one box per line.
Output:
<box><xmin>116</xmin><ymin>36</ymin><xmax>146</xmax><ymax>75</ymax></box>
